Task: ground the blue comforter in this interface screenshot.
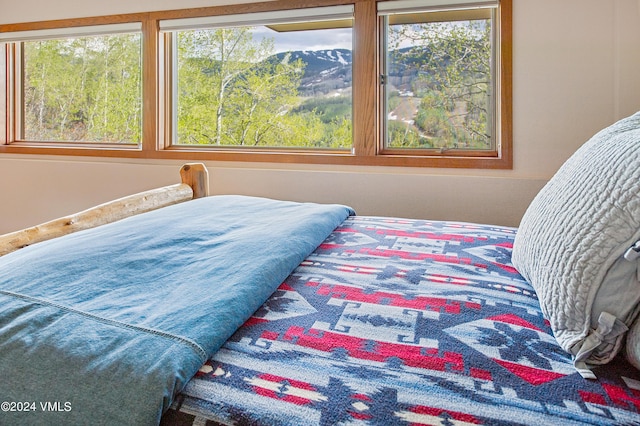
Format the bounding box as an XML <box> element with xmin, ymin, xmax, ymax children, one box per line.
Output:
<box><xmin>0</xmin><ymin>195</ymin><xmax>353</xmax><ymax>425</ymax></box>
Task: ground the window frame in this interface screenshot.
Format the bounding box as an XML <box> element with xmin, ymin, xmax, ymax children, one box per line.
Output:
<box><xmin>379</xmin><ymin>5</ymin><xmax>498</xmax><ymax>156</ymax></box>
<box><xmin>0</xmin><ymin>0</ymin><xmax>512</xmax><ymax>169</ymax></box>
<box><xmin>14</xmin><ymin>29</ymin><xmax>143</xmax><ymax>146</ymax></box>
<box><xmin>159</xmin><ymin>5</ymin><xmax>355</xmax><ymax>151</ymax></box>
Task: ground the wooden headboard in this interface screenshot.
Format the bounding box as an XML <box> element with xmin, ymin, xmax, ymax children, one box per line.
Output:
<box><xmin>0</xmin><ymin>163</ymin><xmax>209</xmax><ymax>257</ymax></box>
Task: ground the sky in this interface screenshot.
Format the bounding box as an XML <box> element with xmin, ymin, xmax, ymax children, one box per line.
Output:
<box><xmin>249</xmin><ymin>19</ymin><xmax>488</xmax><ymax>53</ymax></box>
<box><xmin>250</xmin><ymin>27</ymin><xmax>353</xmax><ymax>53</ymax></box>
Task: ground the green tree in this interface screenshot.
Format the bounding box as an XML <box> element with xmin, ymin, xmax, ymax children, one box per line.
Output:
<box><xmin>23</xmin><ymin>34</ymin><xmax>141</xmax><ymax>142</ymax></box>
<box><xmin>387</xmin><ymin>18</ymin><xmax>492</xmax><ymax>149</ymax></box>
<box><xmin>87</xmin><ymin>35</ymin><xmax>142</xmax><ymax>142</ymax></box>
<box><xmin>177</xmin><ymin>28</ymin><xmax>311</xmax><ymax>147</ymax></box>
<box><xmin>226</xmin><ymin>51</ymin><xmax>308</xmax><ymax>146</ymax></box>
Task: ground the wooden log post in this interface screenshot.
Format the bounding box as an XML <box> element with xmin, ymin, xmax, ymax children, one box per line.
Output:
<box><xmin>0</xmin><ymin>163</ymin><xmax>210</xmax><ymax>257</ymax></box>
<box><xmin>180</xmin><ymin>163</ymin><xmax>209</xmax><ymax>199</ymax></box>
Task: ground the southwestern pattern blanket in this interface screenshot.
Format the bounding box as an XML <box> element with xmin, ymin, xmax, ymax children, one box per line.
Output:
<box><xmin>163</xmin><ymin>216</ymin><xmax>640</xmax><ymax>425</ymax></box>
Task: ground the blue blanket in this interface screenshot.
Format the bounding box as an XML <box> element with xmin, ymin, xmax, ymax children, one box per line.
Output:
<box><xmin>165</xmin><ymin>216</ymin><xmax>640</xmax><ymax>426</ymax></box>
<box><xmin>0</xmin><ymin>195</ymin><xmax>353</xmax><ymax>425</ymax></box>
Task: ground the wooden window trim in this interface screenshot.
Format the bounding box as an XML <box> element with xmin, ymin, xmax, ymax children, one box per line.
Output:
<box><xmin>1</xmin><ymin>45</ymin><xmax>8</xmax><ymax>144</ymax></box>
<box><xmin>0</xmin><ymin>0</ymin><xmax>512</xmax><ymax>169</ymax></box>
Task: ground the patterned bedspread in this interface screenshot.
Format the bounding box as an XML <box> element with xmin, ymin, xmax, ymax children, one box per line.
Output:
<box><xmin>162</xmin><ymin>217</ymin><xmax>640</xmax><ymax>426</ymax></box>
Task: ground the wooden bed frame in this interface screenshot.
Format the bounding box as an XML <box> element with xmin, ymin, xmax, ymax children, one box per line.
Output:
<box><xmin>0</xmin><ymin>163</ymin><xmax>209</xmax><ymax>257</ymax></box>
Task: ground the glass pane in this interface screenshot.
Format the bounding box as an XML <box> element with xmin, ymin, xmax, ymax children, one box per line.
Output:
<box><xmin>174</xmin><ymin>22</ymin><xmax>352</xmax><ymax>149</ymax></box>
<box><xmin>384</xmin><ymin>11</ymin><xmax>493</xmax><ymax>150</ymax></box>
<box><xmin>22</xmin><ymin>34</ymin><xmax>142</xmax><ymax>143</ymax></box>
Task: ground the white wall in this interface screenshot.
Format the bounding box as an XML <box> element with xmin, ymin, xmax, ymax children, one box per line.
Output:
<box><xmin>0</xmin><ymin>0</ymin><xmax>639</xmax><ymax>233</ymax></box>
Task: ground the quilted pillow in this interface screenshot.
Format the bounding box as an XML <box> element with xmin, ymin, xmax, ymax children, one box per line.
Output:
<box><xmin>628</xmin><ymin>318</ymin><xmax>640</xmax><ymax>370</ymax></box>
<box><xmin>512</xmin><ymin>111</ymin><xmax>640</xmax><ymax>378</ymax></box>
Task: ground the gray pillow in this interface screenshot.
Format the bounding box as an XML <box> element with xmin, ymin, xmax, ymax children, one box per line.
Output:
<box><xmin>628</xmin><ymin>316</ymin><xmax>640</xmax><ymax>370</ymax></box>
<box><xmin>512</xmin><ymin>111</ymin><xmax>640</xmax><ymax>378</ymax></box>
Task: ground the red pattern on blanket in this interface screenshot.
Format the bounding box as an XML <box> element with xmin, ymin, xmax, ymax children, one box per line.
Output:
<box><xmin>162</xmin><ymin>217</ymin><xmax>640</xmax><ymax>426</ymax></box>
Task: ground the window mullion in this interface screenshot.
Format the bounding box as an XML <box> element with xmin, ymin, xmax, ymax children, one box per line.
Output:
<box><xmin>12</xmin><ymin>43</ymin><xmax>21</xmax><ymax>142</ymax></box>
<box><xmin>352</xmin><ymin>0</ymin><xmax>377</xmax><ymax>157</ymax></box>
<box><xmin>498</xmin><ymin>0</ymin><xmax>513</xmax><ymax>165</ymax></box>
<box><xmin>0</xmin><ymin>44</ymin><xmax>8</xmax><ymax>144</ymax></box>
<box><xmin>142</xmin><ymin>17</ymin><xmax>159</xmax><ymax>152</ymax></box>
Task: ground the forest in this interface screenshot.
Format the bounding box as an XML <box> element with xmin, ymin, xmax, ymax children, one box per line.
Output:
<box><xmin>21</xmin><ymin>18</ymin><xmax>491</xmax><ymax>151</ymax></box>
<box><xmin>24</xmin><ymin>35</ymin><xmax>142</xmax><ymax>143</ymax></box>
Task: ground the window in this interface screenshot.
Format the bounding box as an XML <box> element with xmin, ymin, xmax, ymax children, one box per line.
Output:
<box><xmin>0</xmin><ymin>0</ymin><xmax>512</xmax><ymax>168</ymax></box>
<box><xmin>379</xmin><ymin>1</ymin><xmax>497</xmax><ymax>154</ymax></box>
<box><xmin>160</xmin><ymin>6</ymin><xmax>353</xmax><ymax>150</ymax></box>
<box><xmin>2</xmin><ymin>23</ymin><xmax>142</xmax><ymax>145</ymax></box>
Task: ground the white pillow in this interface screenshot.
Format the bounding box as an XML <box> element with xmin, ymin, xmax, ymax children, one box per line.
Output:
<box><xmin>512</xmin><ymin>111</ymin><xmax>640</xmax><ymax>377</ymax></box>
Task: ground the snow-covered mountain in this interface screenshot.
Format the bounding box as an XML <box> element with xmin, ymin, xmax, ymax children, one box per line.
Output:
<box><xmin>272</xmin><ymin>49</ymin><xmax>352</xmax><ymax>96</ymax></box>
<box><xmin>269</xmin><ymin>47</ymin><xmax>428</xmax><ymax>97</ymax></box>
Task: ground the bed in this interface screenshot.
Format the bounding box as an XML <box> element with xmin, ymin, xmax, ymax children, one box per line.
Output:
<box><xmin>1</xmin><ymin>113</ymin><xmax>639</xmax><ymax>426</ymax></box>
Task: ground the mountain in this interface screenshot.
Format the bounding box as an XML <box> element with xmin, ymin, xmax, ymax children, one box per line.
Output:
<box><xmin>271</xmin><ymin>49</ymin><xmax>352</xmax><ymax>96</ymax></box>
<box><xmin>275</xmin><ymin>49</ymin><xmax>351</xmax><ymax>74</ymax></box>
<box><xmin>270</xmin><ymin>48</ymin><xmax>423</xmax><ymax>97</ymax></box>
